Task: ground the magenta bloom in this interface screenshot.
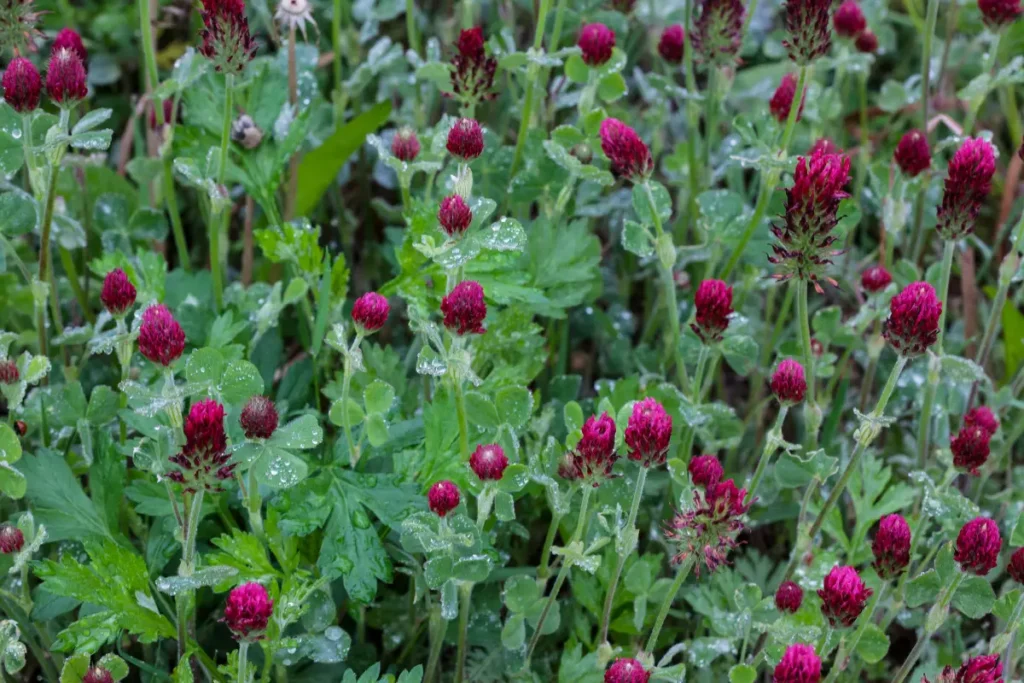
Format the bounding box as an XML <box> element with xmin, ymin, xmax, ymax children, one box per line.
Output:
<box><xmin>854</xmin><ymin>29</ymin><xmax>878</xmax><ymax>53</ymax></box>
<box><xmin>770</xmin><ymin>72</ymin><xmax>806</xmax><ymax>123</ymax></box>
<box><xmin>668</xmin><ymin>477</ymin><xmax>750</xmax><ymax>575</ymax></box>
<box><xmin>692</xmin><ymin>0</ymin><xmax>745</xmax><ymax>66</ymax></box>
<box><xmin>199</xmin><ymin>0</ymin><xmax>256</xmax><ymax>74</ymax></box>
<box><xmin>773</xmin><ymin>643</ymin><xmax>821</xmax><ymax>683</ymax></box>
<box><xmin>860</xmin><ymin>265</ymin><xmax>892</xmax><ymax>293</ymax></box>
<box><xmin>599</xmin><ymin>118</ymin><xmax>653</xmax><ymax>180</ymax></box>
<box><xmin>0</xmin><ymin>361</ymin><xmax>17</xmax><ymax>385</ymax></box>
<box><xmin>53</xmin><ymin>27</ymin><xmax>87</xmax><ymax>63</ymax></box>
<box><xmin>101</xmin><ymin>268</ymin><xmax>137</xmax><ymax>316</ymax></box>
<box><xmin>138</xmin><ymin>304</ymin><xmax>186</xmax><ymax>367</ymax></box>
<box><xmin>873</xmin><ymin>514</ymin><xmax>911</xmax><ymax>580</ymax></box>
<box><xmin>783</xmin><ymin>0</ymin><xmax>832</xmax><ymax>65</ymax></box>
<box><xmin>168</xmin><ymin>399</ymin><xmax>234</xmax><ymax>492</ymax></box>
<box><xmin>604</xmin><ymin>658</ymin><xmax>650</xmax><ymax>683</ymax></box>
<box><xmin>224</xmin><ymin>582</ymin><xmax>273</xmax><ymax>639</ymax></box>
<box><xmin>952</xmin><ymin>424</ymin><xmax>992</xmax><ymax>475</ymax></box>
<box><xmin>894</xmin><ymin>130</ymin><xmax>931</xmax><ymax>177</ymax></box>
<box><xmin>979</xmin><ymin>0</ymin><xmax>1022</xmax><ymax>27</ymax></box>
<box><xmin>770</xmin><ymin>148</ymin><xmax>851</xmax><ymax>287</ymax></box>
<box><xmin>428</xmin><ymin>480</ymin><xmax>461</xmax><ymax>517</ymax></box>
<box><xmin>1008</xmin><ymin>548</ymin><xmax>1024</xmax><ymax>584</ymax></box>
<box><xmin>833</xmin><ymin>1</ymin><xmax>866</xmax><ymax>37</ymax></box>
<box><xmin>46</xmin><ymin>47</ymin><xmax>87</xmax><ymax>104</ymax></box>
<box><xmin>2</xmin><ymin>57</ymin><xmax>41</xmax><ymax>112</ymax></box>
<box><xmin>937</xmin><ymin>138</ymin><xmax>996</xmax><ymax>241</ymax></box>
<box><xmin>882</xmin><ymin>281</ymin><xmax>941</xmax><ymax>356</ymax></box>
<box><xmin>624</xmin><ymin>398</ymin><xmax>673</xmax><ymax>467</ymax></box>
<box><xmin>351</xmin><ymin>292</ymin><xmax>390</xmax><ymax>332</ymax></box>
<box><xmin>691</xmin><ymin>279</ymin><xmax>733</xmax><ymax>343</ymax></box>
<box><xmin>578</xmin><ymin>23</ymin><xmax>616</xmax><ymax>66</ymax></box>
<box><xmin>558</xmin><ymin>413</ymin><xmax>618</xmax><ymax>486</ymax></box>
<box><xmin>955</xmin><ymin>517</ymin><xmax>1002</xmax><ymax>576</ymax></box>
<box><xmin>818</xmin><ymin>565</ymin><xmax>872</xmax><ymax>628</ymax></box>
<box><xmin>775</xmin><ymin>580</ymin><xmax>804</xmax><ymax>613</ymax></box>
<box><xmin>438</xmin><ymin>195</ymin><xmax>473</xmax><ymax>237</ymax></box>
<box><xmin>240</xmin><ymin>396</ymin><xmax>278</xmax><ymax>440</ymax></box>
<box><xmin>964</xmin><ymin>406</ymin><xmax>999</xmax><ymax>436</ymax></box>
<box><xmin>688</xmin><ymin>454</ymin><xmax>723</xmax><ymax>488</ymax></box>
<box><xmin>446</xmin><ymin>118</ymin><xmax>484</xmax><ymax>160</ymax></box>
<box><xmin>391</xmin><ymin>127</ymin><xmax>420</xmax><ymax>162</ymax></box>
<box><xmin>82</xmin><ymin>667</ymin><xmax>113</xmax><ymax>683</ymax></box>
<box><xmin>470</xmin><ymin>444</ymin><xmax>508</xmax><ymax>481</ymax></box>
<box><xmin>441</xmin><ymin>281</ymin><xmax>487</xmax><ymax>335</ymax></box>
<box><xmin>0</xmin><ymin>525</ymin><xmax>24</xmax><ymax>554</ymax></box>
<box><xmin>658</xmin><ymin>24</ymin><xmax>685</xmax><ymax>63</ymax></box>
<box><xmin>450</xmin><ymin>27</ymin><xmax>497</xmax><ymax>103</ymax></box>
<box><xmin>771</xmin><ymin>358</ymin><xmax>807</xmax><ymax>405</ymax></box>
<box><xmin>955</xmin><ymin>655</ymin><xmax>1004</xmax><ymax>683</ymax></box>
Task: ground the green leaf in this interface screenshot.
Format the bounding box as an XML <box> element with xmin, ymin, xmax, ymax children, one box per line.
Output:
<box><xmin>252</xmin><ymin>447</ymin><xmax>309</xmax><ymax>488</ymax></box>
<box><xmin>0</xmin><ymin>190</ymin><xmax>38</xmax><ymax>236</ymax></box>
<box><xmin>729</xmin><ymin>664</ymin><xmax>757</xmax><ymax>683</ymax></box>
<box><xmin>71</xmin><ymin>108</ymin><xmax>112</xmax><ymax>135</ymax></box>
<box><xmin>0</xmin><ymin>424</ymin><xmax>21</xmax><ymax>464</ymax></box>
<box><xmin>939</xmin><ymin>355</ymin><xmax>988</xmax><ymax>384</ymax></box>
<box><xmin>295</xmin><ymin>101</ymin><xmax>391</xmax><ymax>217</ymax></box>
<box><xmin>597</xmin><ymin>72</ymin><xmax>627</xmax><ymax>102</ymax></box>
<box><xmin>17</xmin><ymin>451</ymin><xmax>111</xmax><ymax>542</ymax></box>
<box><xmin>952</xmin><ymin>575</ymin><xmax>996</xmax><ymax>619</ymax></box>
<box><xmin>365</xmin><ymin>414</ymin><xmax>389</xmax><ymax>447</ymax></box>
<box><xmin>855</xmin><ymin>624</ymin><xmax>890</xmax><ymax>663</ymax></box>
<box><xmin>364</xmin><ymin>380</ymin><xmax>396</xmax><ymax>415</ymax></box>
<box><xmin>494</xmin><ymin>491</ymin><xmax>515</xmax><ymax>521</ymax></box>
<box><xmin>270</xmin><ymin>414</ymin><xmax>323</xmax><ymax>450</ymax></box>
<box><xmin>496</xmin><ymin>386</ymin><xmax>532</xmax><ymax>428</ymax></box>
<box><xmin>465</xmin><ymin>392</ymin><xmax>499</xmax><ymax>428</ymax></box>
<box><xmin>631</xmin><ymin>182</ymin><xmax>673</xmax><ymax>225</ymax></box>
<box><xmin>564</xmin><ymin>54</ymin><xmax>589</xmax><ymax>84</ymax></box>
<box><xmin>621</xmin><ymin>220</ymin><xmax>654</xmax><ymax>257</ymax></box>
<box><xmin>721</xmin><ymin>335</ymin><xmax>759</xmax><ymax>377</ymax></box>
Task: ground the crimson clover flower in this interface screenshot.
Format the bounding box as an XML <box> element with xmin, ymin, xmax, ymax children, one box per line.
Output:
<box><xmin>860</xmin><ymin>265</ymin><xmax>892</xmax><ymax>293</ymax></box>
<box><xmin>954</xmin><ymin>517</ymin><xmax>1002</xmax><ymax>576</ymax></box>
<box><xmin>692</xmin><ymin>0</ymin><xmax>745</xmax><ymax>67</ymax></box>
<box><xmin>688</xmin><ymin>454</ymin><xmax>724</xmax><ymax>488</ymax></box>
<box><xmin>82</xmin><ymin>667</ymin><xmax>113</xmax><ymax>683</ymax></box>
<box><xmin>53</xmin><ymin>27</ymin><xmax>86</xmax><ymax>62</ymax></box>
<box><xmin>0</xmin><ymin>525</ymin><xmax>24</xmax><ymax>553</ymax></box>
<box><xmin>604</xmin><ymin>658</ymin><xmax>650</xmax><ymax>683</ymax></box>
<box><xmin>599</xmin><ymin>118</ymin><xmax>653</xmax><ymax>181</ymax></box>
<box><xmin>428</xmin><ymin>480</ymin><xmax>461</xmax><ymax>517</ymax></box>
<box><xmin>872</xmin><ymin>513</ymin><xmax>911</xmax><ymax>580</ymax></box>
<box><xmin>391</xmin><ymin>127</ymin><xmax>421</xmax><ymax>162</ymax></box>
<box><xmin>771</xmin><ymin>358</ymin><xmax>807</xmax><ymax>405</ymax></box>
<box><xmin>224</xmin><ymin>582</ymin><xmax>273</xmax><ymax>640</ymax></box>
<box><xmin>894</xmin><ymin>129</ymin><xmax>931</xmax><ymax>177</ymax></box>
<box><xmin>138</xmin><ymin>304</ymin><xmax>187</xmax><ymax>367</ymax></box>
<box><xmin>578</xmin><ymin>23</ymin><xmax>616</xmax><ymax>66</ymax></box>
<box><xmin>558</xmin><ymin>413</ymin><xmax>618</xmax><ymax>486</ymax></box>
<box><xmin>775</xmin><ymin>580</ymin><xmax>804</xmax><ymax>613</ymax></box>
<box><xmin>658</xmin><ymin>24</ymin><xmax>685</xmax><ymax>63</ymax></box>
<box><xmin>882</xmin><ymin>281</ymin><xmax>941</xmax><ymax>357</ymax></box>
<box><xmin>450</xmin><ymin>27</ymin><xmax>497</xmax><ymax>104</ymax></box>
<box><xmin>0</xmin><ymin>360</ymin><xmax>19</xmax><ymax>385</ymax></box>
<box><xmin>833</xmin><ymin>0</ymin><xmax>866</xmax><ymax>37</ymax></box>
<box><xmin>1008</xmin><ymin>547</ymin><xmax>1024</xmax><ymax>584</ymax></box>
<box><xmin>923</xmin><ymin>655</ymin><xmax>1004</xmax><ymax>683</ymax></box>
<box><xmin>199</xmin><ymin>0</ymin><xmax>256</xmax><ymax>74</ymax></box>
<box><xmin>441</xmin><ymin>281</ymin><xmax>487</xmax><ymax>335</ymax></box>
<box><xmin>46</xmin><ymin>46</ymin><xmax>87</xmax><ymax>104</ymax></box>
<box><xmin>624</xmin><ymin>397</ymin><xmax>672</xmax><ymax>467</ymax></box>
<box><xmin>936</xmin><ymin>137</ymin><xmax>996</xmax><ymax>241</ymax></box>
<box><xmin>667</xmin><ymin>477</ymin><xmax>750</xmax><ymax>575</ymax></box>
<box><xmin>470</xmin><ymin>444</ymin><xmax>508</xmax><ymax>481</ymax></box>
<box><xmin>438</xmin><ymin>194</ymin><xmax>473</xmax><ymax>237</ymax></box>
<box><xmin>351</xmin><ymin>292</ymin><xmax>390</xmax><ymax>333</ymax></box>
<box><xmin>168</xmin><ymin>399</ymin><xmax>234</xmax><ymax>492</ymax></box>
<box><xmin>240</xmin><ymin>396</ymin><xmax>279</xmax><ymax>440</ymax></box>
<box><xmin>101</xmin><ymin>268</ymin><xmax>137</xmax><ymax>317</ymax></box>
<box><xmin>446</xmin><ymin>118</ymin><xmax>484</xmax><ymax>160</ymax></box>
<box><xmin>2</xmin><ymin>57</ymin><xmax>41</xmax><ymax>112</ymax></box>
<box><xmin>770</xmin><ymin>73</ymin><xmax>806</xmax><ymax>123</ymax></box>
<box><xmin>964</xmin><ymin>406</ymin><xmax>999</xmax><ymax>436</ymax></box>
<box><xmin>818</xmin><ymin>564</ymin><xmax>872</xmax><ymax>627</ymax></box>
<box><xmin>691</xmin><ymin>279</ymin><xmax>733</xmax><ymax>343</ymax></box>
<box><xmin>773</xmin><ymin>643</ymin><xmax>821</xmax><ymax>683</ymax></box>
<box><xmin>979</xmin><ymin>0</ymin><xmax>1022</xmax><ymax>28</ymax></box>
<box><xmin>782</xmin><ymin>0</ymin><xmax>832</xmax><ymax>65</ymax></box>
<box><xmin>952</xmin><ymin>423</ymin><xmax>992</xmax><ymax>475</ymax></box>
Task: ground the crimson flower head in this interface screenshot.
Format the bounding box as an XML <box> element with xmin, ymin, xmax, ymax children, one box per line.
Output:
<box><xmin>391</xmin><ymin>127</ymin><xmax>420</xmax><ymax>162</ymax></box>
<box><xmin>688</xmin><ymin>454</ymin><xmax>723</xmax><ymax>488</ymax></box>
<box><xmin>692</xmin><ymin>0</ymin><xmax>745</xmax><ymax>67</ymax></box>
<box><xmin>937</xmin><ymin>138</ymin><xmax>996</xmax><ymax>241</ymax></box>
<box><xmin>894</xmin><ymin>130</ymin><xmax>931</xmax><ymax>177</ymax></box>
<box><xmin>658</xmin><ymin>24</ymin><xmax>685</xmax><ymax>63</ymax></box>
<box><xmin>599</xmin><ymin>118</ymin><xmax>653</xmax><ymax>180</ymax></box>
<box><xmin>82</xmin><ymin>667</ymin><xmax>113</xmax><ymax>683</ymax></box>
<box><xmin>351</xmin><ymin>292</ymin><xmax>390</xmax><ymax>333</ymax></box>
<box><xmin>101</xmin><ymin>268</ymin><xmax>137</xmax><ymax>316</ymax></box>
<box><xmin>955</xmin><ymin>517</ymin><xmax>1002</xmax><ymax>576</ymax></box>
<box><xmin>559</xmin><ymin>413</ymin><xmax>618</xmax><ymax>486</ymax></box>
<box><xmin>604</xmin><ymin>658</ymin><xmax>650</xmax><ymax>683</ymax></box>
<box><xmin>441</xmin><ymin>280</ymin><xmax>487</xmax><ymax>335</ymax></box>
<box><xmin>46</xmin><ymin>47</ymin><xmax>87</xmax><ymax>105</ymax></box>
<box><xmin>810</xmin><ymin>138</ymin><xmax>840</xmax><ymax>155</ymax></box>
<box><xmin>938</xmin><ymin>655</ymin><xmax>1002</xmax><ymax>683</ymax></box>
<box><xmin>771</xmin><ymin>358</ymin><xmax>807</xmax><ymax>405</ymax></box>
<box><xmin>625</xmin><ymin>397</ymin><xmax>673</xmax><ymax>467</ymax></box>
<box><xmin>578</xmin><ymin>23</ymin><xmax>616</xmax><ymax>66</ymax></box>
<box><xmin>775</xmin><ymin>580</ymin><xmax>804</xmax><ymax>613</ymax></box>
<box><xmin>691</xmin><ymin>279</ymin><xmax>733</xmax><ymax>343</ymax></box>
<box><xmin>138</xmin><ymin>304</ymin><xmax>186</xmax><ymax>367</ymax></box>
<box><xmin>873</xmin><ymin>514</ymin><xmax>911</xmax><ymax>580</ymax></box>
<box><xmin>833</xmin><ymin>0</ymin><xmax>866</xmax><ymax>37</ymax></box>
<box><xmin>770</xmin><ymin>73</ymin><xmax>806</xmax><ymax>124</ymax></box>
<box><xmin>446</xmin><ymin>118</ymin><xmax>484</xmax><ymax>160</ymax></box>
<box><xmin>861</xmin><ymin>265</ymin><xmax>892</xmax><ymax>293</ymax></box>
<box><xmin>952</xmin><ymin>424</ymin><xmax>992</xmax><ymax>475</ymax></box>
<box><xmin>470</xmin><ymin>444</ymin><xmax>508</xmax><ymax>481</ymax></box>
<box><xmin>0</xmin><ymin>361</ymin><xmax>17</xmax><ymax>385</ymax></box>
<box><xmin>979</xmin><ymin>0</ymin><xmax>1022</xmax><ymax>27</ymax></box>
<box><xmin>2</xmin><ymin>57</ymin><xmax>41</xmax><ymax>112</ymax></box>
<box><xmin>855</xmin><ymin>29</ymin><xmax>878</xmax><ymax>53</ymax></box>
<box><xmin>965</xmin><ymin>406</ymin><xmax>999</xmax><ymax>436</ymax></box>
<box><xmin>668</xmin><ymin>477</ymin><xmax>750</xmax><ymax>574</ymax></box>
<box><xmin>773</xmin><ymin>643</ymin><xmax>821</xmax><ymax>683</ymax></box>
<box><xmin>450</xmin><ymin>27</ymin><xmax>497</xmax><ymax>104</ymax></box>
<box><xmin>1008</xmin><ymin>547</ymin><xmax>1024</xmax><ymax>584</ymax></box>
<box><xmin>53</xmin><ymin>27</ymin><xmax>87</xmax><ymax>62</ymax></box>
<box><xmin>818</xmin><ymin>565</ymin><xmax>872</xmax><ymax>628</ymax></box>
<box><xmin>438</xmin><ymin>194</ymin><xmax>473</xmax><ymax>237</ymax></box>
<box><xmin>428</xmin><ymin>480</ymin><xmax>460</xmax><ymax>517</ymax></box>
<box><xmin>168</xmin><ymin>399</ymin><xmax>234</xmax><ymax>492</ymax></box>
<box><xmin>882</xmin><ymin>281</ymin><xmax>941</xmax><ymax>356</ymax></box>
<box><xmin>783</xmin><ymin>0</ymin><xmax>832</xmax><ymax>65</ymax></box>
<box><xmin>770</xmin><ymin>149</ymin><xmax>850</xmax><ymax>287</ymax></box>
<box><xmin>199</xmin><ymin>0</ymin><xmax>256</xmax><ymax>74</ymax></box>
<box><xmin>224</xmin><ymin>582</ymin><xmax>273</xmax><ymax>640</ymax></box>
<box><xmin>240</xmin><ymin>395</ymin><xmax>278</xmax><ymax>440</ymax></box>
<box><xmin>0</xmin><ymin>525</ymin><xmax>24</xmax><ymax>554</ymax></box>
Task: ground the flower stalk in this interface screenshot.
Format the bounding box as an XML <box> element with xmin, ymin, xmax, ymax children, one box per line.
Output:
<box><xmin>211</xmin><ymin>73</ymin><xmax>235</xmax><ymax>312</ymax></box>
<box><xmin>890</xmin><ymin>572</ymin><xmax>966</xmax><ymax>683</ymax></box>
<box><xmin>644</xmin><ymin>556</ymin><xmax>696</xmax><ymax>654</ymax></box>
<box><xmin>598</xmin><ymin>466</ymin><xmax>649</xmax><ymax>643</ymax></box>
<box><xmin>916</xmin><ymin>239</ymin><xmax>954</xmax><ymax>468</ymax></box>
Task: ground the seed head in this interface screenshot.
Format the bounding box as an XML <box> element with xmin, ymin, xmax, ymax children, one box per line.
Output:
<box><xmin>625</xmin><ymin>398</ymin><xmax>673</xmax><ymax>467</ymax></box>
<box><xmin>441</xmin><ymin>280</ymin><xmax>487</xmax><ymax>335</ymax></box>
<box><xmin>894</xmin><ymin>130</ymin><xmax>931</xmax><ymax>177</ymax></box>
<box><xmin>964</xmin><ymin>406</ymin><xmax>999</xmax><ymax>436</ymax></box>
<box><xmin>391</xmin><ymin>127</ymin><xmax>420</xmax><ymax>162</ymax></box>
<box><xmin>240</xmin><ymin>396</ymin><xmax>278</xmax><ymax>440</ymax></box>
<box><xmin>199</xmin><ymin>0</ymin><xmax>257</xmax><ymax>74</ymax></box>
<box><xmin>773</xmin><ymin>643</ymin><xmax>821</xmax><ymax>683</ymax></box>
<box><xmin>954</xmin><ymin>517</ymin><xmax>1002</xmax><ymax>576</ymax></box>
<box><xmin>770</xmin><ymin>73</ymin><xmax>806</xmax><ymax>123</ymax></box>
<box><xmin>428</xmin><ymin>480</ymin><xmax>460</xmax><ymax>517</ymax></box>
<box><xmin>224</xmin><ymin>582</ymin><xmax>273</xmax><ymax>640</ymax></box>
<box><xmin>668</xmin><ymin>477</ymin><xmax>750</xmax><ymax>574</ymax></box>
<box><xmin>860</xmin><ymin>265</ymin><xmax>892</xmax><ymax>293</ymax></box>
<box><xmin>818</xmin><ymin>565</ymin><xmax>872</xmax><ymax>628</ymax></box>
<box><xmin>692</xmin><ymin>0</ymin><xmax>745</xmax><ymax>67</ymax></box>
<box><xmin>46</xmin><ymin>47</ymin><xmax>87</xmax><ymax>104</ymax></box>
<box><xmin>775</xmin><ymin>580</ymin><xmax>804</xmax><ymax>613</ymax></box>
<box><xmin>952</xmin><ymin>424</ymin><xmax>991</xmax><ymax>475</ymax></box>
<box><xmin>351</xmin><ymin>292</ymin><xmax>390</xmax><ymax>333</ymax></box>
<box><xmin>2</xmin><ymin>57</ymin><xmax>41</xmax><ymax>112</ymax></box>
<box><xmin>599</xmin><ymin>118</ymin><xmax>653</xmax><ymax>180</ymax></box>
<box><xmin>771</xmin><ymin>358</ymin><xmax>807</xmax><ymax>405</ymax></box>
<box><xmin>138</xmin><ymin>304</ymin><xmax>186</xmax><ymax>366</ymax></box>
<box><xmin>558</xmin><ymin>412</ymin><xmax>618</xmax><ymax>486</ymax></box>
<box><xmin>783</xmin><ymin>0</ymin><xmax>832</xmax><ymax>65</ymax></box>
<box><xmin>658</xmin><ymin>24</ymin><xmax>685</xmax><ymax>63</ymax></box>
<box><xmin>872</xmin><ymin>514</ymin><xmax>911</xmax><ymax>580</ymax></box>
<box><xmin>688</xmin><ymin>454</ymin><xmax>723</xmax><ymax>488</ymax></box>
<box><xmin>168</xmin><ymin>399</ymin><xmax>234</xmax><ymax>492</ymax></box>
<box><xmin>882</xmin><ymin>281</ymin><xmax>941</xmax><ymax>357</ymax></box>
<box><xmin>936</xmin><ymin>138</ymin><xmax>996</xmax><ymax>241</ymax></box>
<box><xmin>53</xmin><ymin>27</ymin><xmax>87</xmax><ymax>62</ymax></box>
<box><xmin>470</xmin><ymin>444</ymin><xmax>509</xmax><ymax>481</ymax></box>
<box><xmin>604</xmin><ymin>658</ymin><xmax>650</xmax><ymax>683</ymax></box>
<box><xmin>446</xmin><ymin>118</ymin><xmax>484</xmax><ymax>160</ymax></box>
<box><xmin>101</xmin><ymin>268</ymin><xmax>137</xmax><ymax>316</ymax></box>
<box><xmin>438</xmin><ymin>194</ymin><xmax>473</xmax><ymax>237</ymax></box>
<box><xmin>578</xmin><ymin>23</ymin><xmax>616</xmax><ymax>66</ymax></box>
<box><xmin>0</xmin><ymin>525</ymin><xmax>23</xmax><ymax>553</ymax></box>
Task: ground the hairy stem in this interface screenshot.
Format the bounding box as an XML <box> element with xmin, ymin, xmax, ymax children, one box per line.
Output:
<box><xmin>644</xmin><ymin>556</ymin><xmax>696</xmax><ymax>654</ymax></box>
<box><xmin>599</xmin><ymin>466</ymin><xmax>649</xmax><ymax>643</ymax></box>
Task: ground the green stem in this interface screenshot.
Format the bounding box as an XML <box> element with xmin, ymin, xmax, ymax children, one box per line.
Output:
<box><xmin>853</xmin><ymin>72</ymin><xmax>869</xmax><ymax>207</ymax></box>
<box><xmin>424</xmin><ymin>606</ymin><xmax>444</xmax><ymax>683</ymax></box>
<box><xmin>720</xmin><ymin>180</ymin><xmax>771</xmax><ymax>280</ymax></box>
<box><xmin>917</xmin><ymin>240</ymin><xmax>954</xmax><ymax>468</ymax></box>
<box><xmin>645</xmin><ymin>181</ymin><xmax>690</xmax><ymax>393</ymax></box>
<box><xmin>37</xmin><ymin>156</ymin><xmax>62</xmax><ymax>360</ymax></box>
<box><xmin>246</xmin><ymin>467</ymin><xmax>265</xmax><ymax>543</ymax></box>
<box><xmin>962</xmin><ymin>32</ymin><xmax>1000</xmax><ymax>135</ymax></box>
<box><xmin>745</xmin><ymin>407</ymin><xmax>787</xmax><ymax>504</ymax></box>
<box><xmin>163</xmin><ymin>159</ymin><xmax>190</xmax><ymax>271</ymax></box>
<box><xmin>919</xmin><ymin>0</ymin><xmax>940</xmax><ymax>132</ymax></box>
<box><xmin>796</xmin><ymin>279</ymin><xmax>817</xmax><ymax>452</ymax></box>
<box><xmin>823</xmin><ymin>583</ymin><xmax>889</xmax><ymax>682</ymax></box>
<box><xmin>675</xmin><ymin>0</ymin><xmax>702</xmax><ymax>241</ymax></box>
<box><xmin>454</xmin><ymin>378</ymin><xmax>470</xmax><ymax>460</ymax></box>
<box><xmin>644</xmin><ymin>556</ymin><xmax>696</xmax><ymax>654</ymax></box>
<box><xmin>404</xmin><ymin>0</ymin><xmax>420</xmax><ymax>55</ymax></box>
<box><xmin>1002</xmin><ymin>593</ymin><xmax>1024</xmax><ymax>676</ymax></box>
<box><xmin>974</xmin><ymin>211</ymin><xmax>1024</xmax><ymax>370</ymax></box>
<box><xmin>703</xmin><ymin>67</ymin><xmax>719</xmax><ymax>173</ymax></box>
<box><xmin>212</xmin><ymin>73</ymin><xmax>234</xmax><ymax>312</ymax></box>
<box><xmin>508</xmin><ymin>0</ymin><xmax>553</xmax><ymax>179</ymax></box>
<box><xmin>598</xmin><ymin>466</ymin><xmax>649</xmax><ymax>643</ymax></box>
<box><xmin>891</xmin><ymin>573</ymin><xmax>966</xmax><ymax>683</ymax></box>
<box><xmin>537</xmin><ymin>512</ymin><xmax>563</xmax><ymax>580</ymax></box>
<box><xmin>454</xmin><ymin>582</ymin><xmax>473</xmax><ymax>683</ymax></box>
<box><xmin>341</xmin><ymin>353</ymin><xmax>358</xmax><ymax>465</ymax></box>
<box><xmin>237</xmin><ymin>641</ymin><xmax>249</xmax><ymax>683</ymax></box>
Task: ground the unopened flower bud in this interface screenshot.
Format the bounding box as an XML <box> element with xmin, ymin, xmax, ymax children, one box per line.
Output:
<box><xmin>658</xmin><ymin>24</ymin><xmax>685</xmax><ymax>63</ymax></box>
<box><xmin>599</xmin><ymin>118</ymin><xmax>653</xmax><ymax>180</ymax></box>
<box><xmin>53</xmin><ymin>27</ymin><xmax>87</xmax><ymax>63</ymax></box>
<box><xmin>979</xmin><ymin>0</ymin><xmax>1022</xmax><ymax>28</ymax></box>
<box><xmin>894</xmin><ymin>130</ymin><xmax>931</xmax><ymax>177</ymax></box>
<box><xmin>438</xmin><ymin>195</ymin><xmax>473</xmax><ymax>237</ymax></box>
<box><xmin>391</xmin><ymin>127</ymin><xmax>420</xmax><ymax>161</ymax></box>
<box><xmin>783</xmin><ymin>0</ymin><xmax>832</xmax><ymax>65</ymax></box>
<box><xmin>861</xmin><ymin>265</ymin><xmax>892</xmax><ymax>293</ymax></box>
<box><xmin>771</xmin><ymin>358</ymin><xmax>807</xmax><ymax>405</ymax></box>
<box><xmin>872</xmin><ymin>514</ymin><xmax>911</xmax><ymax>580</ymax></box>
<box><xmin>138</xmin><ymin>304</ymin><xmax>186</xmax><ymax>366</ymax></box>
<box><xmin>937</xmin><ymin>138</ymin><xmax>996</xmax><ymax>241</ymax></box>
<box><xmin>46</xmin><ymin>47</ymin><xmax>88</xmax><ymax>105</ymax></box>
<box><xmin>240</xmin><ymin>396</ymin><xmax>278</xmax><ymax>439</ymax></box>
<box><xmin>818</xmin><ymin>565</ymin><xmax>872</xmax><ymax>628</ymax></box>
<box><xmin>775</xmin><ymin>580</ymin><xmax>804</xmax><ymax>613</ymax></box>
<box><xmin>693</xmin><ymin>0</ymin><xmax>745</xmax><ymax>66</ymax></box>
<box><xmin>882</xmin><ymin>281</ymin><xmax>941</xmax><ymax>356</ymax></box>
<box><xmin>688</xmin><ymin>454</ymin><xmax>723</xmax><ymax>488</ymax></box>
<box><xmin>625</xmin><ymin>398</ymin><xmax>672</xmax><ymax>467</ymax></box>
<box><xmin>604</xmin><ymin>658</ymin><xmax>650</xmax><ymax>683</ymax></box>
<box><xmin>470</xmin><ymin>444</ymin><xmax>508</xmax><ymax>481</ymax></box>
<box><xmin>854</xmin><ymin>29</ymin><xmax>878</xmax><ymax>53</ymax></box>
<box><xmin>578</xmin><ymin>23</ymin><xmax>616</xmax><ymax>66</ymax></box>
<box><xmin>770</xmin><ymin>72</ymin><xmax>806</xmax><ymax>123</ymax></box>
<box><xmin>0</xmin><ymin>360</ymin><xmax>19</xmax><ymax>385</ymax></box>
<box><xmin>224</xmin><ymin>582</ymin><xmax>273</xmax><ymax>639</ymax></box>
<box><xmin>964</xmin><ymin>406</ymin><xmax>999</xmax><ymax>436</ymax></box>
<box><xmin>774</xmin><ymin>643</ymin><xmax>821</xmax><ymax>683</ymax></box>
<box><xmin>832</xmin><ymin>0</ymin><xmax>866</xmax><ymax>37</ymax></box>
<box><xmin>82</xmin><ymin>667</ymin><xmax>113</xmax><ymax>683</ymax></box>
<box><xmin>0</xmin><ymin>525</ymin><xmax>23</xmax><ymax>553</ymax></box>
<box><xmin>952</xmin><ymin>424</ymin><xmax>991</xmax><ymax>475</ymax></box>
<box><xmin>1008</xmin><ymin>547</ymin><xmax>1024</xmax><ymax>584</ymax></box>
<box><xmin>199</xmin><ymin>0</ymin><xmax>257</xmax><ymax>74</ymax></box>
<box><xmin>446</xmin><ymin>118</ymin><xmax>484</xmax><ymax>160</ymax></box>
<box><xmin>101</xmin><ymin>268</ymin><xmax>137</xmax><ymax>316</ymax></box>
<box><xmin>351</xmin><ymin>292</ymin><xmax>390</xmax><ymax>333</ymax></box>
<box><xmin>954</xmin><ymin>517</ymin><xmax>1002</xmax><ymax>576</ymax></box>
<box><xmin>2</xmin><ymin>57</ymin><xmax>42</xmax><ymax>113</ymax></box>
<box><xmin>428</xmin><ymin>480</ymin><xmax>460</xmax><ymax>517</ymax></box>
<box><xmin>691</xmin><ymin>279</ymin><xmax>733</xmax><ymax>344</ymax></box>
